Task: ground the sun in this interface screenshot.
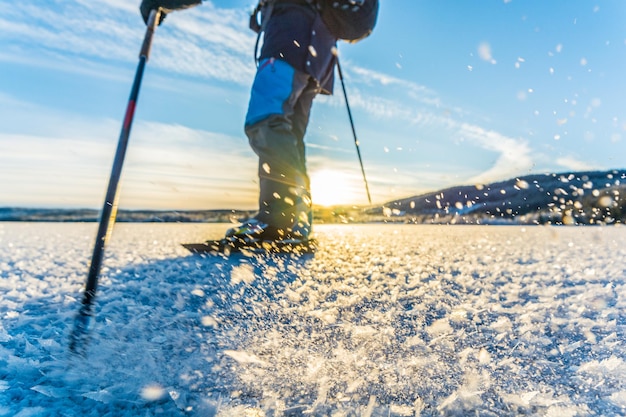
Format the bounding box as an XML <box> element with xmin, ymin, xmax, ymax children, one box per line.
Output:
<box><xmin>310</xmin><ymin>169</ymin><xmax>355</xmax><ymax>207</ymax></box>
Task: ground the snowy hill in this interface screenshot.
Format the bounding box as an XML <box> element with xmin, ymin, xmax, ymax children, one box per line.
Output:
<box><xmin>375</xmin><ymin>169</ymin><xmax>626</xmax><ymax>225</ymax></box>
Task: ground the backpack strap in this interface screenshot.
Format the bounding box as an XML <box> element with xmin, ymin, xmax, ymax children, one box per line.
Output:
<box><xmin>250</xmin><ymin>0</ymin><xmax>278</xmax><ymax>65</ymax></box>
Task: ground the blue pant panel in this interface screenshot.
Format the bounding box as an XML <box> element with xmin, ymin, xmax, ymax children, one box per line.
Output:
<box><xmin>245</xmin><ymin>58</ymin><xmax>295</xmax><ymax>126</ymax></box>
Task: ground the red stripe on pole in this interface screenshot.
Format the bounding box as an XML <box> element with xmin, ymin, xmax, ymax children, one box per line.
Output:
<box><xmin>123</xmin><ymin>101</ymin><xmax>136</xmax><ymax>130</ymax></box>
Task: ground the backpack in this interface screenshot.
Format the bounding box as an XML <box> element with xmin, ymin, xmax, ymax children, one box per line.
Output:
<box><xmin>316</xmin><ymin>0</ymin><xmax>379</xmax><ymax>43</ymax></box>
<box><xmin>249</xmin><ymin>0</ymin><xmax>379</xmax><ymax>43</ymax></box>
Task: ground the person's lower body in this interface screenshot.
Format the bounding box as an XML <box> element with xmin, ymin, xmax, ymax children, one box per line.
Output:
<box><xmin>227</xmin><ymin>58</ymin><xmax>319</xmax><ymax>243</ymax></box>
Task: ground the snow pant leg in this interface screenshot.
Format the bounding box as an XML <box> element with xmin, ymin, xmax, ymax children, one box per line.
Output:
<box><xmin>244</xmin><ymin>58</ymin><xmax>319</xmax><ymax>229</ymax></box>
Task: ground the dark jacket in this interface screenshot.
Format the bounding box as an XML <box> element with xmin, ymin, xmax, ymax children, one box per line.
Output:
<box><xmin>259</xmin><ymin>1</ymin><xmax>337</xmax><ymax>94</ymax></box>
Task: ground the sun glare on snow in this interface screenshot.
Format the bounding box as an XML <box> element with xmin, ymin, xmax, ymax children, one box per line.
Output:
<box><xmin>310</xmin><ymin>169</ymin><xmax>356</xmax><ymax>207</ymax></box>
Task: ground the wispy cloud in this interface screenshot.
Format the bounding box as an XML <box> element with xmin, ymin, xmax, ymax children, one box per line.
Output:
<box><xmin>319</xmin><ymin>65</ymin><xmax>537</xmax><ymax>189</ymax></box>
<box><xmin>0</xmin><ymin>3</ymin><xmax>139</xmax><ymax>62</ymax></box>
<box><xmin>459</xmin><ymin>123</ymin><xmax>534</xmax><ymax>184</ymax></box>
<box><xmin>0</xmin><ymin>1</ymin><xmax>254</xmax><ymax>84</ymax></box>
<box><xmin>348</xmin><ymin>65</ymin><xmax>442</xmax><ymax>108</ymax></box>
<box><xmin>319</xmin><ymin>63</ymin><xmax>471</xmax><ymax>142</ymax></box>
<box><xmin>0</xmin><ymin>107</ymin><xmax>259</xmax><ymax>209</ymax></box>
<box><xmin>556</xmin><ymin>156</ymin><xmax>598</xmax><ymax>172</ymax></box>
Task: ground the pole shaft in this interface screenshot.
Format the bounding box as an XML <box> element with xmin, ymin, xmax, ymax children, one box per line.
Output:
<box><xmin>78</xmin><ymin>9</ymin><xmax>160</xmax><ymax>313</ymax></box>
<box><xmin>337</xmin><ymin>58</ymin><xmax>372</xmax><ymax>205</ymax></box>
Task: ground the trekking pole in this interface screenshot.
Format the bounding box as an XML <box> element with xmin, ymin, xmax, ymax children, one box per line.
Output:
<box><xmin>336</xmin><ymin>58</ymin><xmax>372</xmax><ymax>205</ymax></box>
<box><xmin>69</xmin><ymin>8</ymin><xmax>161</xmax><ymax>354</ymax></box>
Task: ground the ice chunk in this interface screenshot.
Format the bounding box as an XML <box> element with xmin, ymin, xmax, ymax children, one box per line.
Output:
<box><xmin>609</xmin><ymin>391</ymin><xmax>626</xmax><ymax>408</ymax></box>
<box><xmin>224</xmin><ymin>350</ymin><xmax>266</xmax><ymax>365</ymax></box>
<box><xmin>427</xmin><ymin>318</ymin><xmax>452</xmax><ymax>337</ymax></box>
<box><xmin>30</xmin><ymin>385</ymin><xmax>67</xmax><ymax>399</ymax></box>
<box><xmin>82</xmin><ymin>389</ymin><xmax>114</xmax><ymax>403</ymax></box>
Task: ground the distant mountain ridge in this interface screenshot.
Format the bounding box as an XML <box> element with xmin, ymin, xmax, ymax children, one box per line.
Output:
<box><xmin>374</xmin><ymin>169</ymin><xmax>626</xmax><ymax>225</ymax></box>
<box><xmin>2</xmin><ymin>169</ymin><xmax>624</xmax><ymax>225</ymax></box>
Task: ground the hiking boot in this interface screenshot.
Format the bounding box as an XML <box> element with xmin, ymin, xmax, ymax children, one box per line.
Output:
<box><xmin>225</xmin><ymin>218</ymin><xmax>285</xmax><ymax>243</ymax></box>
<box><xmin>226</xmin><ymin>215</ymin><xmax>312</xmax><ymax>245</ymax></box>
<box><xmin>285</xmin><ymin>210</ymin><xmax>312</xmax><ymax>242</ymax></box>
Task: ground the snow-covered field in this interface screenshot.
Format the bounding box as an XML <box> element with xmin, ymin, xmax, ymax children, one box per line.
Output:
<box><xmin>1</xmin><ymin>222</ymin><xmax>625</xmax><ymax>417</ymax></box>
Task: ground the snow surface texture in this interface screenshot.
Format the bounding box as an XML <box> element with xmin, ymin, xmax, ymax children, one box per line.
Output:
<box><xmin>0</xmin><ymin>223</ymin><xmax>625</xmax><ymax>417</ymax></box>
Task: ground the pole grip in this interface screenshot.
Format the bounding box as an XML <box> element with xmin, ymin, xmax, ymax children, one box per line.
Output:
<box><xmin>140</xmin><ymin>8</ymin><xmax>161</xmax><ymax>60</ymax></box>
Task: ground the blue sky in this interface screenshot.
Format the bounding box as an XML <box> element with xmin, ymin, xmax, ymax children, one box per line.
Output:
<box><xmin>1</xmin><ymin>0</ymin><xmax>625</xmax><ymax>210</ymax></box>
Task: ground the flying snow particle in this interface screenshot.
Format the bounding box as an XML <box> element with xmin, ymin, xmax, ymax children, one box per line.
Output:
<box><xmin>478</xmin><ymin>348</ymin><xmax>491</xmax><ymax>364</ymax></box>
<box><xmin>515</xmin><ymin>179</ymin><xmax>529</xmax><ymax>189</ymax></box>
<box><xmin>140</xmin><ymin>384</ymin><xmax>166</xmax><ymax>402</ymax></box>
<box><xmin>201</xmin><ymin>316</ymin><xmax>218</xmax><ymax>328</ymax></box>
<box><xmin>230</xmin><ymin>264</ymin><xmax>256</xmax><ymax>285</ymax></box>
<box><xmin>598</xmin><ymin>196</ymin><xmax>614</xmax><ymax>208</ymax></box>
<box><xmin>191</xmin><ymin>288</ymin><xmax>205</xmax><ymax>297</ymax></box>
<box><xmin>478</xmin><ymin>42</ymin><xmax>497</xmax><ymax>64</ymax></box>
